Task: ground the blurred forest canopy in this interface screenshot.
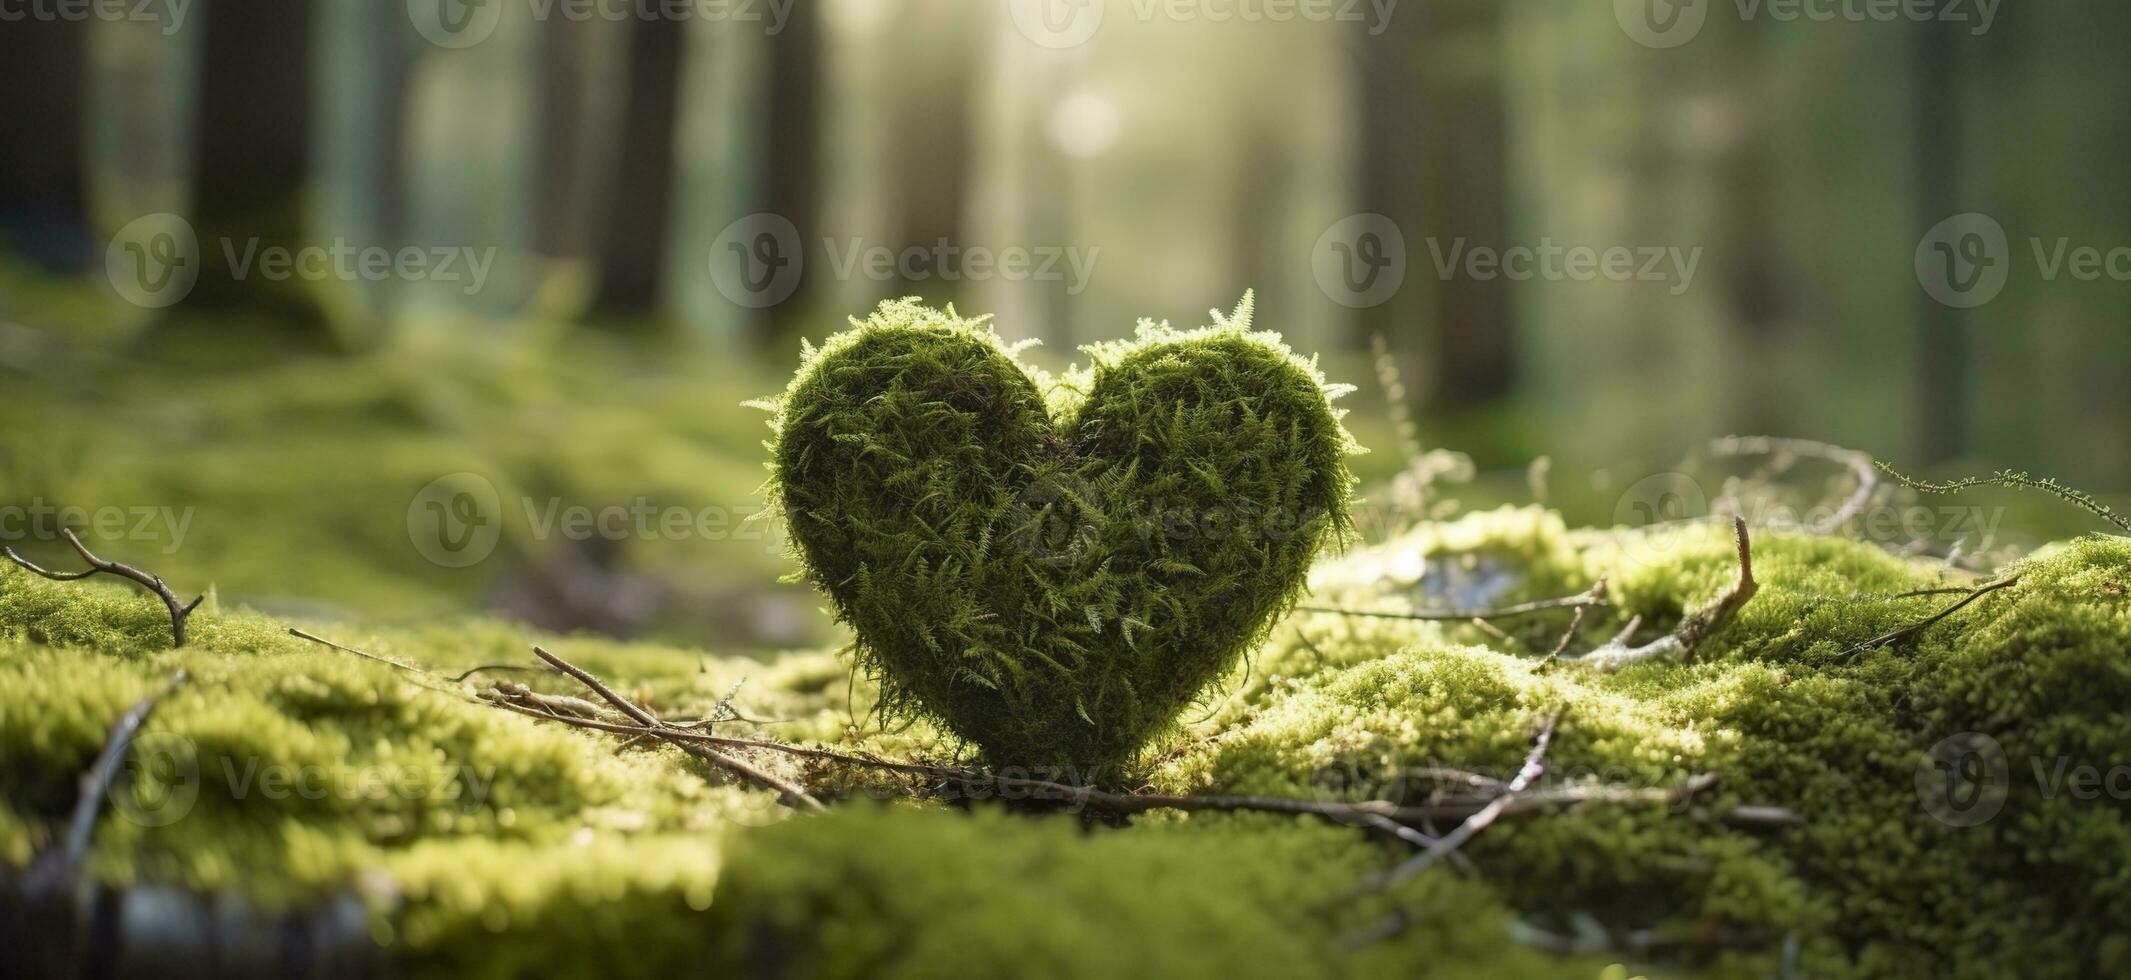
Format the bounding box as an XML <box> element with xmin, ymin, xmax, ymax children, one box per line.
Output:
<box><xmin>1</xmin><ymin>0</ymin><xmax>2128</xmax><ymax>488</ymax></box>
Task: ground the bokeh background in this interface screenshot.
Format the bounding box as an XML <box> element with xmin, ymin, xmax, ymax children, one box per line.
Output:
<box><xmin>1</xmin><ymin>0</ymin><xmax>2125</xmax><ymax>649</ymax></box>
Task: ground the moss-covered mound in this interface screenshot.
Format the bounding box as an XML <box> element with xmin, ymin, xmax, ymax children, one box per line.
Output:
<box><xmin>2</xmin><ymin>509</ymin><xmax>2128</xmax><ymax>978</ymax></box>
<box><xmin>765</xmin><ymin>298</ymin><xmax>1356</xmax><ymax>778</ymax></box>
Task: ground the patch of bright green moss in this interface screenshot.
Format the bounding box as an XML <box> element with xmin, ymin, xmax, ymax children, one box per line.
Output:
<box><xmin>4</xmin><ymin>511</ymin><xmax>2130</xmax><ymax>977</ymax></box>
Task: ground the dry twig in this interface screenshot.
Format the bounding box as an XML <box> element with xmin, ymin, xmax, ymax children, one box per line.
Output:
<box><xmin>29</xmin><ymin>670</ymin><xmax>188</xmax><ymax>896</ymax></box>
<box><xmin>1569</xmin><ymin>517</ymin><xmax>1757</xmax><ymax>672</ymax></box>
<box><xmin>1708</xmin><ymin>435</ymin><xmax>1878</xmax><ymax>535</ymax></box>
<box><xmin>1299</xmin><ymin>581</ymin><xmax>1609</xmax><ymax>623</ymax></box>
<box><xmin>1359</xmin><ymin>709</ymin><xmax>1564</xmax><ymax>894</ymax></box>
<box><xmin>1841</xmin><ymin>576</ymin><xmax>2020</xmax><ymax>657</ymax></box>
<box><xmin>528</xmin><ymin>646</ymin><xmax>825</xmax><ymax>811</ymax></box>
<box><xmin>483</xmin><ymin>693</ymin><xmax>1738</xmax><ymax>829</ymax></box>
<box><xmin>4</xmin><ymin>529</ymin><xmax>203</xmax><ymax>646</ymax></box>
<box><xmin>1341</xmin><ymin>709</ymin><xmax>1566</xmax><ymax>947</ymax></box>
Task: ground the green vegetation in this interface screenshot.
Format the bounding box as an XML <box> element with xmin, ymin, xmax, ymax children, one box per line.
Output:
<box><xmin>764</xmin><ymin>297</ymin><xmax>1358</xmax><ymax>777</ymax></box>
<box><xmin>0</xmin><ymin>315</ymin><xmax>821</xmax><ymax>648</ymax></box>
<box><xmin>4</xmin><ymin>503</ymin><xmax>2129</xmax><ymax>977</ymax></box>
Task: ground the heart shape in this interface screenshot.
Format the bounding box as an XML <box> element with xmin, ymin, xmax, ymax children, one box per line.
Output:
<box><xmin>767</xmin><ymin>297</ymin><xmax>1355</xmax><ymax>778</ymax></box>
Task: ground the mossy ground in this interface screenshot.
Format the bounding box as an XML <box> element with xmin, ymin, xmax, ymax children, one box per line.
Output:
<box><xmin>3</xmin><ymin>504</ymin><xmax>2128</xmax><ymax>977</ymax></box>
<box><xmin>0</xmin><ymin>316</ymin><xmax>819</xmax><ymax>647</ymax></box>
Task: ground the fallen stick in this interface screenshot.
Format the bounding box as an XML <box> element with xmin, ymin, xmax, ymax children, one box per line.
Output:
<box><xmin>4</xmin><ymin>530</ymin><xmax>203</xmax><ymax>647</ymax></box>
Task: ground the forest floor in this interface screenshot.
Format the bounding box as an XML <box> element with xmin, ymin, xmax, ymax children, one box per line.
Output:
<box><xmin>4</xmin><ymin>504</ymin><xmax>2129</xmax><ymax>978</ymax></box>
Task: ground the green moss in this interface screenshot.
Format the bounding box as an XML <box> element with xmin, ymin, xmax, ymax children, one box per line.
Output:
<box><xmin>704</xmin><ymin>804</ymin><xmax>1595</xmax><ymax>980</ymax></box>
<box><xmin>765</xmin><ymin>297</ymin><xmax>1358</xmax><ymax>778</ymax></box>
<box><xmin>5</xmin><ymin>503</ymin><xmax>2131</xmax><ymax>977</ymax></box>
<box><xmin>0</xmin><ymin>321</ymin><xmax>816</xmax><ymax>644</ymax></box>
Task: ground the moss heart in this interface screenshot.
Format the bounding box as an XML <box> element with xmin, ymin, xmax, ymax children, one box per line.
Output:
<box><xmin>765</xmin><ymin>296</ymin><xmax>1356</xmax><ymax>779</ymax></box>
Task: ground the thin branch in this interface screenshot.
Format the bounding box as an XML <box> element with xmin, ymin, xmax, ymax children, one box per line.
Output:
<box><xmin>1708</xmin><ymin>435</ymin><xmax>1878</xmax><ymax>535</ymax></box>
<box><xmin>446</xmin><ymin>664</ymin><xmax>544</xmax><ymax>684</ymax></box>
<box><xmin>4</xmin><ymin>529</ymin><xmax>203</xmax><ymax>646</ymax></box>
<box><xmin>1876</xmin><ymin>462</ymin><xmax>2130</xmax><ymax>533</ymax></box>
<box><xmin>528</xmin><ymin>646</ymin><xmax>825</xmax><ymax>812</ymax></box>
<box><xmin>1841</xmin><ymin>576</ymin><xmax>2020</xmax><ymax>657</ymax></box>
<box><xmin>288</xmin><ymin>628</ymin><xmax>422</xmax><ymax>674</ymax></box>
<box><xmin>30</xmin><ymin>670</ymin><xmax>188</xmax><ymax>896</ymax></box>
<box><xmin>1299</xmin><ymin>581</ymin><xmax>1609</xmax><ymax>623</ymax></box>
<box><xmin>1340</xmin><ymin>708</ymin><xmax>1568</xmax><ymax>948</ymax></box>
<box><xmin>1570</xmin><ymin>517</ymin><xmax>1757</xmax><ymax>672</ymax></box>
<box><xmin>484</xmin><ymin>693</ymin><xmax>1736</xmax><ymax>828</ymax></box>
<box><xmin>1537</xmin><ymin>605</ymin><xmax>1588</xmax><ymax>669</ymax></box>
<box><xmin>1358</xmin><ymin>708</ymin><xmax>1564</xmax><ymax>894</ymax></box>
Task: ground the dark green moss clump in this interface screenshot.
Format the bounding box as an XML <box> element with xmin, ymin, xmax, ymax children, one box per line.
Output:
<box><xmin>765</xmin><ymin>297</ymin><xmax>1357</xmax><ymax>779</ymax></box>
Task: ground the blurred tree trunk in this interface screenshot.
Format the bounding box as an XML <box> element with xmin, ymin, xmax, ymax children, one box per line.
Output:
<box><xmin>662</xmin><ymin>21</ymin><xmax>771</xmax><ymax>337</ymax></box>
<box><xmin>534</xmin><ymin>17</ymin><xmax>633</xmax><ymax>268</ymax></box>
<box><xmin>311</xmin><ymin>2</ymin><xmax>413</xmax><ymax>344</ymax></box>
<box><xmin>0</xmin><ymin>19</ymin><xmax>88</xmax><ymax>269</ymax></box>
<box><xmin>1969</xmin><ymin>6</ymin><xmax>2131</xmax><ymax>487</ymax></box>
<box><xmin>398</xmin><ymin>6</ymin><xmax>541</xmax><ymax>323</ymax></box>
<box><xmin>1912</xmin><ymin>9</ymin><xmax>1969</xmax><ymax>465</ymax></box>
<box><xmin>1359</xmin><ymin>0</ymin><xmax>1515</xmax><ymax>414</ymax></box>
<box><xmin>816</xmin><ymin>1</ymin><xmax>980</xmax><ymax>319</ymax></box>
<box><xmin>760</xmin><ymin>0</ymin><xmax>823</xmax><ymax>323</ymax></box>
<box><xmin>192</xmin><ymin>0</ymin><xmax>314</xmax><ymax>314</ymax></box>
<box><xmin>595</xmin><ymin>17</ymin><xmax>685</xmax><ymax>313</ymax></box>
<box><xmin>85</xmin><ymin>17</ymin><xmax>201</xmax><ymax>260</ymax></box>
